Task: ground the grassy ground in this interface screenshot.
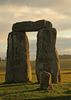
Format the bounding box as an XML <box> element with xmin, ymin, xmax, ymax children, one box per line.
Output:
<box><xmin>0</xmin><ymin>69</ymin><xmax>71</xmax><ymax>100</ymax></box>
<box><xmin>0</xmin><ymin>59</ymin><xmax>71</xmax><ymax>70</ymax></box>
<box><xmin>60</xmin><ymin>59</ymin><xmax>71</xmax><ymax>68</ymax></box>
<box><xmin>0</xmin><ymin>60</ymin><xmax>71</xmax><ymax>100</ymax></box>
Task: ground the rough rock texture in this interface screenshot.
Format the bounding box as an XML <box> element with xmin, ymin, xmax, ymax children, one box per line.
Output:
<box><xmin>40</xmin><ymin>71</ymin><xmax>53</xmax><ymax>89</ymax></box>
<box><xmin>5</xmin><ymin>32</ymin><xmax>32</xmax><ymax>83</ymax></box>
<box><xmin>12</xmin><ymin>20</ymin><xmax>52</xmax><ymax>32</ymax></box>
<box><xmin>36</xmin><ymin>28</ymin><xmax>61</xmax><ymax>83</ymax></box>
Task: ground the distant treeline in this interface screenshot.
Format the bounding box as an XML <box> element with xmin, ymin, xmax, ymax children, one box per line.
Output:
<box><xmin>59</xmin><ymin>55</ymin><xmax>71</xmax><ymax>59</ymax></box>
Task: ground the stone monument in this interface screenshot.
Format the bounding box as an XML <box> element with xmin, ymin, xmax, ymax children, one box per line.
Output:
<box><xmin>5</xmin><ymin>20</ymin><xmax>61</xmax><ymax>83</ymax></box>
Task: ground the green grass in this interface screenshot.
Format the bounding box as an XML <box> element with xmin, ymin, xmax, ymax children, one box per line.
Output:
<box><xmin>0</xmin><ymin>59</ymin><xmax>71</xmax><ymax>71</ymax></box>
<box><xmin>0</xmin><ymin>69</ymin><xmax>71</xmax><ymax>100</ymax></box>
<box><xmin>60</xmin><ymin>59</ymin><xmax>71</xmax><ymax>68</ymax></box>
<box><xmin>0</xmin><ymin>62</ymin><xmax>6</xmax><ymax>71</ymax></box>
<box><xmin>0</xmin><ymin>60</ymin><xmax>71</xmax><ymax>99</ymax></box>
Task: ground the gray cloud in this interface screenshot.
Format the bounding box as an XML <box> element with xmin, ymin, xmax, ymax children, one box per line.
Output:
<box><xmin>0</xmin><ymin>0</ymin><xmax>71</xmax><ymax>15</ymax></box>
<box><xmin>56</xmin><ymin>37</ymin><xmax>71</xmax><ymax>54</ymax></box>
<box><xmin>0</xmin><ymin>0</ymin><xmax>71</xmax><ymax>34</ymax></box>
<box><xmin>0</xmin><ymin>0</ymin><xmax>69</xmax><ymax>8</ymax></box>
<box><xmin>0</xmin><ymin>0</ymin><xmax>71</xmax><ymax>33</ymax></box>
<box><xmin>0</xmin><ymin>0</ymin><xmax>71</xmax><ymax>60</ymax></box>
<box><xmin>0</xmin><ymin>22</ymin><xmax>11</xmax><ymax>32</ymax></box>
<box><xmin>55</xmin><ymin>18</ymin><xmax>71</xmax><ymax>32</ymax></box>
<box><xmin>0</xmin><ymin>0</ymin><xmax>58</xmax><ymax>6</ymax></box>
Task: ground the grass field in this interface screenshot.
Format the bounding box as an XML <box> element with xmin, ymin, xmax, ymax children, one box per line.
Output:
<box><xmin>0</xmin><ymin>60</ymin><xmax>71</xmax><ymax>100</ymax></box>
<box><xmin>0</xmin><ymin>59</ymin><xmax>71</xmax><ymax>70</ymax></box>
<box><xmin>60</xmin><ymin>59</ymin><xmax>71</xmax><ymax>68</ymax></box>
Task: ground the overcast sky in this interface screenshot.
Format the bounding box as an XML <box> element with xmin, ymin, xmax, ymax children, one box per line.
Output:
<box><xmin>0</xmin><ymin>0</ymin><xmax>71</xmax><ymax>60</ymax></box>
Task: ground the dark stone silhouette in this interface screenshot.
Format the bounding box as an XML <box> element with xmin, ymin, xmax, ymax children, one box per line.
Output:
<box><xmin>5</xmin><ymin>20</ymin><xmax>61</xmax><ymax>84</ymax></box>
<box><xmin>36</xmin><ymin>28</ymin><xmax>61</xmax><ymax>83</ymax></box>
<box><xmin>5</xmin><ymin>32</ymin><xmax>32</xmax><ymax>83</ymax></box>
<box><xmin>40</xmin><ymin>71</ymin><xmax>53</xmax><ymax>89</ymax></box>
<box><xmin>12</xmin><ymin>20</ymin><xmax>52</xmax><ymax>32</ymax></box>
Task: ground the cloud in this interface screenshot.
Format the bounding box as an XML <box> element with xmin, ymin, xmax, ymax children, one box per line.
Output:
<box><xmin>0</xmin><ymin>1</ymin><xmax>71</xmax><ymax>33</ymax></box>
<box><xmin>0</xmin><ymin>0</ymin><xmax>71</xmax><ymax>60</ymax></box>
<box><xmin>0</xmin><ymin>6</ymin><xmax>30</xmax><ymax>13</ymax></box>
<box><xmin>56</xmin><ymin>37</ymin><xmax>71</xmax><ymax>55</ymax></box>
<box><xmin>26</xmin><ymin>32</ymin><xmax>37</xmax><ymax>41</ymax></box>
<box><xmin>0</xmin><ymin>39</ymin><xmax>6</xmax><ymax>44</ymax></box>
<box><xmin>0</xmin><ymin>0</ymin><xmax>71</xmax><ymax>18</ymax></box>
<box><xmin>0</xmin><ymin>0</ymin><xmax>71</xmax><ymax>33</ymax></box>
<box><xmin>0</xmin><ymin>0</ymin><xmax>71</xmax><ymax>13</ymax></box>
<box><xmin>55</xmin><ymin>17</ymin><xmax>71</xmax><ymax>33</ymax></box>
<box><xmin>0</xmin><ymin>22</ymin><xmax>11</xmax><ymax>45</ymax></box>
<box><xmin>60</xmin><ymin>49</ymin><xmax>71</xmax><ymax>52</ymax></box>
<box><xmin>57</xmin><ymin>36</ymin><xmax>71</xmax><ymax>38</ymax></box>
<box><xmin>0</xmin><ymin>42</ymin><xmax>7</xmax><ymax>59</ymax></box>
<box><xmin>0</xmin><ymin>0</ymin><xmax>70</xmax><ymax>8</ymax></box>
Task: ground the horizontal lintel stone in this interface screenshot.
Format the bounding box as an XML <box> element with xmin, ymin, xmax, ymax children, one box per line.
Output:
<box><xmin>12</xmin><ymin>20</ymin><xmax>52</xmax><ymax>32</ymax></box>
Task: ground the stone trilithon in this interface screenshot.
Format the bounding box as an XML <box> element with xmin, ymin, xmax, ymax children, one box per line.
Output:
<box><xmin>5</xmin><ymin>20</ymin><xmax>61</xmax><ymax>84</ymax></box>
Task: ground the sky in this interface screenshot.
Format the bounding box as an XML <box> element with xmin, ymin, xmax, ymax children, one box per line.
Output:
<box><xmin>0</xmin><ymin>0</ymin><xmax>71</xmax><ymax>60</ymax></box>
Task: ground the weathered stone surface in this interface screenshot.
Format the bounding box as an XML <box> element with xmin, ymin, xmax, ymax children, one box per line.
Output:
<box><xmin>6</xmin><ymin>19</ymin><xmax>61</xmax><ymax>84</ymax></box>
<box><xmin>40</xmin><ymin>71</ymin><xmax>53</xmax><ymax>89</ymax></box>
<box><xmin>12</xmin><ymin>20</ymin><xmax>52</xmax><ymax>32</ymax></box>
<box><xmin>5</xmin><ymin>32</ymin><xmax>32</xmax><ymax>83</ymax></box>
<box><xmin>36</xmin><ymin>28</ymin><xmax>61</xmax><ymax>83</ymax></box>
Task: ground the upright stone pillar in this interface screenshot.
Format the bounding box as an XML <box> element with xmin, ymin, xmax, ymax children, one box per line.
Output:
<box><xmin>36</xmin><ymin>28</ymin><xmax>61</xmax><ymax>83</ymax></box>
<box><xmin>5</xmin><ymin>32</ymin><xmax>32</xmax><ymax>83</ymax></box>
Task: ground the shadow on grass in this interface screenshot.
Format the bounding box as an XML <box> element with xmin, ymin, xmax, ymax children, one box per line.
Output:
<box><xmin>64</xmin><ymin>90</ymin><xmax>71</xmax><ymax>94</ymax></box>
<box><xmin>0</xmin><ymin>85</ymin><xmax>71</xmax><ymax>100</ymax></box>
<box><xmin>2</xmin><ymin>96</ymin><xmax>71</xmax><ymax>100</ymax></box>
<box><xmin>29</xmin><ymin>96</ymin><xmax>71</xmax><ymax>100</ymax></box>
<box><xmin>61</xmin><ymin>72</ymin><xmax>71</xmax><ymax>74</ymax></box>
<box><xmin>0</xmin><ymin>82</ymin><xmax>34</xmax><ymax>87</ymax></box>
<box><xmin>0</xmin><ymin>88</ymin><xmax>43</xmax><ymax>96</ymax></box>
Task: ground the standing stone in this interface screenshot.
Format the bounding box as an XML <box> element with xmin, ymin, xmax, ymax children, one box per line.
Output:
<box><xmin>5</xmin><ymin>32</ymin><xmax>32</xmax><ymax>83</ymax></box>
<box><xmin>40</xmin><ymin>71</ymin><xmax>53</xmax><ymax>89</ymax></box>
<box><xmin>36</xmin><ymin>28</ymin><xmax>61</xmax><ymax>83</ymax></box>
